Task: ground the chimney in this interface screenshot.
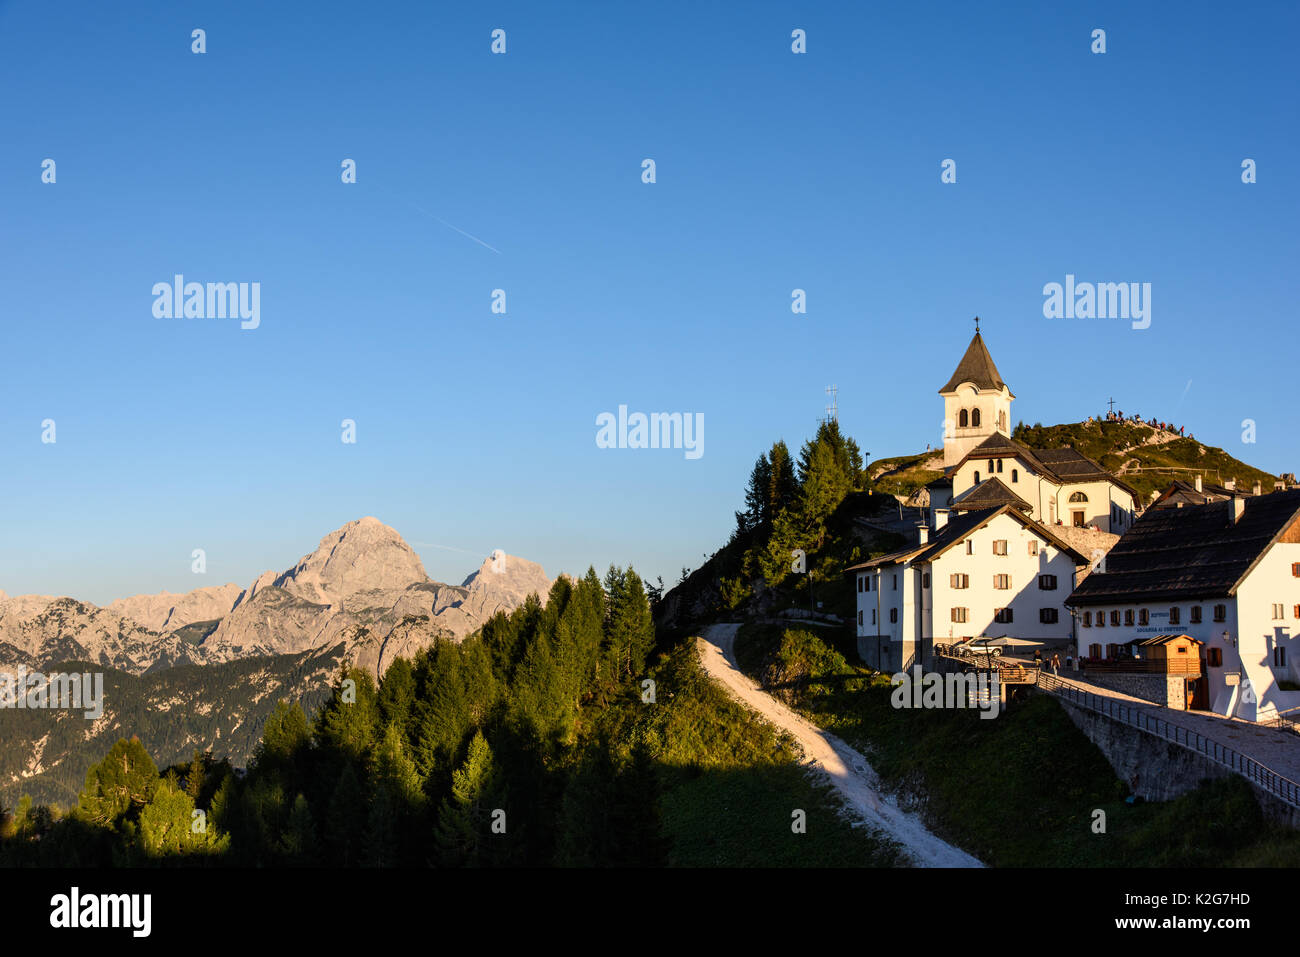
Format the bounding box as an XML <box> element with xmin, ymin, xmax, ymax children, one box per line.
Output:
<box><xmin>934</xmin><ymin>508</ymin><xmax>950</xmax><ymax>530</ymax></box>
<box><xmin>1194</xmin><ymin>474</ymin><xmax>1203</xmax><ymax>493</ymax></box>
<box><xmin>1230</xmin><ymin>495</ymin><xmax>1246</xmax><ymax>524</ymax></box>
<box><xmin>1225</xmin><ymin>478</ymin><xmax>1236</xmax><ymax>491</ymax></box>
<box><xmin>1253</xmin><ymin>481</ymin><xmax>1262</xmax><ymax>497</ymax></box>
<box><xmin>917</xmin><ymin>524</ymin><xmax>930</xmax><ymax>545</ymax></box>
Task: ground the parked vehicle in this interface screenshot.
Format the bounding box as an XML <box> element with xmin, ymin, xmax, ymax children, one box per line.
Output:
<box><xmin>959</xmin><ymin>637</ymin><xmax>1003</xmax><ymax>657</ymax></box>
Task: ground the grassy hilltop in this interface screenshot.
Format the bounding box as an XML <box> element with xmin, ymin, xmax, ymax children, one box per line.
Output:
<box><xmin>869</xmin><ymin>419</ymin><xmax>1281</xmax><ymax>503</ymax></box>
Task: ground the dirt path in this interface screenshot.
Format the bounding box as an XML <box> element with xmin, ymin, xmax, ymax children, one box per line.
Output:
<box><xmin>696</xmin><ymin>623</ymin><xmax>982</xmax><ymax>868</ymax></box>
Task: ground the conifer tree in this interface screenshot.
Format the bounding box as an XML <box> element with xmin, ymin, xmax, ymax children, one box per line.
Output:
<box><xmin>77</xmin><ymin>737</ymin><xmax>158</xmax><ymax>828</ymax></box>
<box><xmin>133</xmin><ymin>778</ymin><xmax>229</xmax><ymax>859</ymax></box>
<box><xmin>377</xmin><ymin>656</ymin><xmax>416</xmax><ymax>732</ymax></box>
<box><xmin>326</xmin><ymin>762</ymin><xmax>365</xmax><ymax>867</ymax></box>
<box><xmin>280</xmin><ymin>793</ymin><xmax>317</xmax><ymax>865</ymax></box>
<box><xmin>434</xmin><ymin>731</ymin><xmax>501</xmax><ymax>867</ymax></box>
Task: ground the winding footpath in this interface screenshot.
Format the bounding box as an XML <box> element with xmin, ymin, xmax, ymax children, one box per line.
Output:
<box><xmin>696</xmin><ymin>623</ymin><xmax>982</xmax><ymax>868</ymax></box>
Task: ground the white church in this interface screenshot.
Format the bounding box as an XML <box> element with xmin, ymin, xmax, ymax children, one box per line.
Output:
<box><xmin>849</xmin><ymin>322</ymin><xmax>1140</xmax><ymax>670</ymax></box>
<box><xmin>929</xmin><ymin>323</ymin><xmax>1140</xmax><ymax>533</ymax></box>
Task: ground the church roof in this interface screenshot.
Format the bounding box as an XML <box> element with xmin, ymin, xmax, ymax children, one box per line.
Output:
<box><xmin>955</xmin><ymin>434</ymin><xmax>1140</xmax><ymax>501</ymax></box>
<box><xmin>938</xmin><ymin>331</ymin><xmax>1011</xmax><ymax>395</ymax></box>
<box><xmin>950</xmin><ymin>477</ymin><xmax>1033</xmax><ymax>513</ymax></box>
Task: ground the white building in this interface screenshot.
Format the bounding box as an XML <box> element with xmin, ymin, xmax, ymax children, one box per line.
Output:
<box><xmin>1066</xmin><ymin>489</ymin><xmax>1300</xmax><ymax>721</ymax></box>
<box><xmin>929</xmin><ymin>326</ymin><xmax>1141</xmax><ymax>534</ymax></box>
<box><xmin>847</xmin><ymin>504</ymin><xmax>1088</xmax><ymax>671</ymax></box>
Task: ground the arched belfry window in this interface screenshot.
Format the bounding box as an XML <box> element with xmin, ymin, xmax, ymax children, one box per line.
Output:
<box><xmin>971</xmin><ymin>409</ymin><xmax>982</xmax><ymax>428</ymax></box>
<box><xmin>974</xmin><ymin>471</ymin><xmax>981</xmax><ymax>484</ymax></box>
<box><xmin>1068</xmin><ymin>491</ymin><xmax>1089</xmax><ymax>503</ymax></box>
<box><xmin>958</xmin><ymin>410</ymin><xmax>969</xmax><ymax>428</ymax></box>
<box><xmin>1011</xmin><ymin>468</ymin><xmax>1019</xmax><ymax>483</ymax></box>
<box><xmin>988</xmin><ymin>459</ymin><xmax>995</xmax><ymax>472</ymax></box>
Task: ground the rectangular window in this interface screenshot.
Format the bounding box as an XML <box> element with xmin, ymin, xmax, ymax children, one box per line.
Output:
<box><xmin>1028</xmin><ymin>541</ymin><xmax>1038</xmax><ymax>556</ymax></box>
<box><xmin>1109</xmin><ymin>610</ymin><xmax>1120</xmax><ymax>627</ymax></box>
<box><xmin>1139</xmin><ymin>608</ymin><xmax>1149</xmax><ymax>626</ymax></box>
<box><xmin>1089</xmin><ymin>643</ymin><xmax>1103</xmax><ymax>658</ymax></box>
<box><xmin>890</xmin><ymin>608</ymin><xmax>898</xmax><ymax>624</ymax></box>
<box><xmin>857</xmin><ymin>577</ymin><xmax>863</xmax><ymax>593</ymax></box>
<box><xmin>892</xmin><ymin>574</ymin><xmax>898</xmax><ymax>590</ymax></box>
<box><xmin>1097</xmin><ymin>612</ymin><xmax>1105</xmax><ymax>629</ymax></box>
<box><xmin>857</xmin><ymin>610</ymin><xmax>863</xmax><ymax>626</ymax></box>
<box><xmin>950</xmin><ymin>573</ymin><xmax>969</xmax><ymax>590</ymax></box>
<box><xmin>1214</xmin><ymin>604</ymin><xmax>1227</xmax><ymax>622</ymax></box>
<box><xmin>1124</xmin><ymin>609</ymin><xmax>1134</xmax><ymax>626</ymax></box>
<box><xmin>1038</xmin><ymin>574</ymin><xmax>1057</xmax><ymax>590</ymax></box>
<box><xmin>994</xmin><ymin>607</ymin><xmax>1013</xmax><ymax>624</ymax></box>
<box><xmin>951</xmin><ymin>607</ymin><xmax>968</xmax><ymax>623</ymax></box>
<box><xmin>865</xmin><ymin>577</ymin><xmax>871</xmax><ymax>592</ymax></box>
<box><xmin>1176</xmin><ymin>645</ymin><xmax>1188</xmax><ymax>654</ymax></box>
<box><xmin>994</xmin><ymin>574</ymin><xmax>1011</xmax><ymax>590</ymax></box>
<box><xmin>1169</xmin><ymin>607</ymin><xmax>1181</xmax><ymax>625</ymax></box>
<box><xmin>1293</xmin><ymin>562</ymin><xmax>1300</xmax><ymax>577</ymax></box>
<box><xmin>993</xmin><ymin>540</ymin><xmax>1008</xmax><ymax>556</ymax></box>
<box><xmin>871</xmin><ymin>610</ymin><xmax>876</xmax><ymax>625</ymax></box>
<box><xmin>1190</xmin><ymin>606</ymin><xmax>1202</xmax><ymax>624</ymax></box>
<box><xmin>966</xmin><ymin>540</ymin><xmax>974</xmax><ymax>555</ymax></box>
<box><xmin>1273</xmin><ymin>604</ymin><xmax>1285</xmax><ymax>620</ymax></box>
<box><xmin>1040</xmin><ymin>607</ymin><xmax>1059</xmax><ymax>624</ymax></box>
<box><xmin>1083</xmin><ymin>611</ymin><xmax>1092</xmax><ymax>627</ymax></box>
<box><xmin>1208</xmin><ymin>647</ymin><xmax>1223</xmax><ymax>667</ymax></box>
<box><xmin>923</xmin><ymin>573</ymin><xmax>931</xmax><ymax>589</ymax></box>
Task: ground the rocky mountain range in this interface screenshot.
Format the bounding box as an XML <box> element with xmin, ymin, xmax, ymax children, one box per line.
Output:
<box><xmin>0</xmin><ymin>517</ymin><xmax>552</xmax><ymax>680</ymax></box>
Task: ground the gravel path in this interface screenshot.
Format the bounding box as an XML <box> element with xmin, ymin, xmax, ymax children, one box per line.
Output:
<box><xmin>696</xmin><ymin>623</ymin><xmax>982</xmax><ymax>868</ymax></box>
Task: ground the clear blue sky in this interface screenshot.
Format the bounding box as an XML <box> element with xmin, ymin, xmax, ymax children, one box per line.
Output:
<box><xmin>1</xmin><ymin>1</ymin><xmax>1296</xmax><ymax>604</ymax></box>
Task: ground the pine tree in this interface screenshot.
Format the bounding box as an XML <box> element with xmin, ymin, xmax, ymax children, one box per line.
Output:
<box><xmin>739</xmin><ymin>452</ymin><xmax>772</xmax><ymax>532</ymax></box>
<box><xmin>377</xmin><ymin>656</ymin><xmax>416</xmax><ymax>733</ymax></box>
<box><xmin>256</xmin><ymin>701</ymin><xmax>310</xmax><ymax>768</ymax></box>
<box><xmin>767</xmin><ymin>440</ymin><xmax>799</xmax><ymax>516</ymax></box>
<box><xmin>279</xmin><ymin>793</ymin><xmax>317</xmax><ymax>865</ymax></box>
<box><xmin>315</xmin><ymin>668</ymin><xmax>379</xmax><ymax>763</ymax></box>
<box><xmin>77</xmin><ymin>737</ymin><xmax>158</xmax><ymax>828</ymax></box>
<box><xmin>434</xmin><ymin>731</ymin><xmax>501</xmax><ymax>867</ymax></box>
<box><xmin>133</xmin><ymin>778</ymin><xmax>230</xmax><ymax>859</ymax></box>
<box><xmin>326</xmin><ymin>762</ymin><xmax>365</xmax><ymax>867</ymax></box>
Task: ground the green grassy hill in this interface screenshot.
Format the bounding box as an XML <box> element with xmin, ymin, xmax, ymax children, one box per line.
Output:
<box><xmin>866</xmin><ymin>420</ymin><xmax>1282</xmax><ymax>503</ymax></box>
<box><xmin>1013</xmin><ymin>420</ymin><xmax>1279</xmax><ymax>501</ymax></box>
<box><xmin>736</xmin><ymin>622</ymin><xmax>1300</xmax><ymax>866</ymax></box>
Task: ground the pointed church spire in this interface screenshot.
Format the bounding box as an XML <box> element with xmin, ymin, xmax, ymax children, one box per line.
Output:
<box><xmin>938</xmin><ymin>321</ymin><xmax>1011</xmax><ymax>395</ymax></box>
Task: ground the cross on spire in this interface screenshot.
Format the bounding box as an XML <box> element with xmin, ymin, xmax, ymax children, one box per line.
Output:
<box><xmin>974</xmin><ymin>316</ymin><xmax>980</xmax><ymax>333</ymax></box>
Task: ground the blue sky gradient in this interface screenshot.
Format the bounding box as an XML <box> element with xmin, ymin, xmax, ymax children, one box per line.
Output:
<box><xmin>1</xmin><ymin>1</ymin><xmax>1297</xmax><ymax>603</ymax></box>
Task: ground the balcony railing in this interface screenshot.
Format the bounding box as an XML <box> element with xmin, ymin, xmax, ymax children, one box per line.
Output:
<box><xmin>1036</xmin><ymin>672</ymin><xmax>1300</xmax><ymax>810</ymax></box>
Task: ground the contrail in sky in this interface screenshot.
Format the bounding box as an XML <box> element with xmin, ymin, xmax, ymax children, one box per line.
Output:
<box><xmin>409</xmin><ymin>203</ymin><xmax>502</xmax><ymax>254</ymax></box>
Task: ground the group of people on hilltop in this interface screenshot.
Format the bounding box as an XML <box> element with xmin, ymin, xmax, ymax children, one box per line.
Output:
<box><xmin>1089</xmin><ymin>409</ymin><xmax>1188</xmax><ymax>438</ymax></box>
